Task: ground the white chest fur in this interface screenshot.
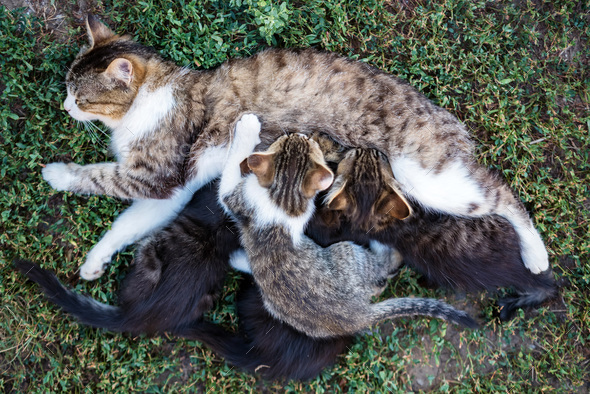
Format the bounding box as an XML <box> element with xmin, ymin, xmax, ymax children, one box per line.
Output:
<box><xmin>242</xmin><ymin>175</ymin><xmax>315</xmax><ymax>245</ymax></box>
<box><xmin>108</xmin><ymin>84</ymin><xmax>176</xmax><ymax>160</ymax></box>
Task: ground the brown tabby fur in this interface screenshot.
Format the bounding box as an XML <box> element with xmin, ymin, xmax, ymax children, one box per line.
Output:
<box><xmin>45</xmin><ymin>15</ymin><xmax>547</xmax><ymax>278</ymax></box>
<box><xmin>305</xmin><ymin>142</ymin><xmax>558</xmax><ymax>320</ymax></box>
<box><xmin>219</xmin><ymin>118</ymin><xmax>477</xmax><ymax>338</ymax></box>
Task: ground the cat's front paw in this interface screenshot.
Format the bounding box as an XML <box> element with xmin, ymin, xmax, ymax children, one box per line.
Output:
<box><xmin>233</xmin><ymin>114</ymin><xmax>262</xmax><ymax>152</ymax></box>
<box><xmin>42</xmin><ymin>163</ymin><xmax>77</xmax><ymax>191</ymax></box>
<box><xmin>80</xmin><ymin>249</ymin><xmax>112</xmax><ymax>280</ymax></box>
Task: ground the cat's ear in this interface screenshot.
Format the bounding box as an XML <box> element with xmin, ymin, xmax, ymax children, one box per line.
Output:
<box><xmin>105</xmin><ymin>58</ymin><xmax>134</xmax><ymax>86</ymax></box>
<box><xmin>239</xmin><ymin>158</ymin><xmax>251</xmax><ymax>176</ymax></box>
<box><xmin>247</xmin><ymin>153</ymin><xmax>275</xmax><ymax>187</ymax></box>
<box><xmin>375</xmin><ymin>183</ymin><xmax>412</xmax><ymax>220</ymax></box>
<box><xmin>86</xmin><ymin>14</ymin><xmax>115</xmax><ymax>48</ymax></box>
<box><xmin>303</xmin><ymin>165</ymin><xmax>334</xmax><ymax>198</ymax></box>
<box><xmin>325</xmin><ymin>181</ymin><xmax>349</xmax><ymax>211</ymax></box>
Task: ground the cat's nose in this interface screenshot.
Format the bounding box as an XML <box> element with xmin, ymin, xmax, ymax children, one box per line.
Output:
<box><xmin>64</xmin><ymin>104</ymin><xmax>71</xmax><ymax>112</ymax></box>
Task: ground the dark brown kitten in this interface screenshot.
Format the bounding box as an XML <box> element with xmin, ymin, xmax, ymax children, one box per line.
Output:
<box><xmin>16</xmin><ymin>177</ymin><xmax>352</xmax><ymax>381</ymax></box>
<box><xmin>306</xmin><ymin>146</ymin><xmax>558</xmax><ymax>321</ymax></box>
<box><xmin>15</xmin><ymin>180</ymin><xmax>236</xmax><ymax>334</ymax></box>
<box><xmin>42</xmin><ymin>15</ymin><xmax>548</xmax><ymax>281</ymax></box>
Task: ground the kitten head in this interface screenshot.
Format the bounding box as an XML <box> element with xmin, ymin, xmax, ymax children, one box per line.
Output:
<box><xmin>323</xmin><ymin>148</ymin><xmax>412</xmax><ymax>232</ymax></box>
<box><xmin>245</xmin><ymin>134</ymin><xmax>334</xmax><ymax>216</ymax></box>
<box><xmin>63</xmin><ymin>15</ymin><xmax>154</xmax><ymax>125</ymax></box>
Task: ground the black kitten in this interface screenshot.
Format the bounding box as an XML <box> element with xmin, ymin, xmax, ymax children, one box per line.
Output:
<box><xmin>17</xmin><ymin>179</ymin><xmax>353</xmax><ymax>381</ymax></box>
<box><xmin>175</xmin><ymin>276</ymin><xmax>354</xmax><ymax>381</ymax></box>
<box><xmin>306</xmin><ymin>147</ymin><xmax>558</xmax><ymax>321</ymax></box>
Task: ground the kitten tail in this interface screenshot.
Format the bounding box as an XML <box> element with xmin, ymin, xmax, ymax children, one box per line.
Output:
<box><xmin>370</xmin><ymin>298</ymin><xmax>479</xmax><ymax>329</ymax></box>
<box><xmin>15</xmin><ymin>260</ymin><xmax>125</xmax><ymax>331</ymax></box>
<box><xmin>175</xmin><ymin>319</ymin><xmax>351</xmax><ymax>381</ymax></box>
<box><xmin>497</xmin><ymin>270</ymin><xmax>558</xmax><ymax>321</ymax></box>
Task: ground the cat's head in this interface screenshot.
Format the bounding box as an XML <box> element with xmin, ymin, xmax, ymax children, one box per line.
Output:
<box><xmin>63</xmin><ymin>15</ymin><xmax>155</xmax><ymax>125</ymax></box>
<box><xmin>244</xmin><ymin>134</ymin><xmax>334</xmax><ymax>216</ymax></box>
<box><xmin>322</xmin><ymin>148</ymin><xmax>412</xmax><ymax>232</ymax></box>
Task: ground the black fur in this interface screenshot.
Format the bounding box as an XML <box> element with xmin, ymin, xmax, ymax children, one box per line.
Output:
<box><xmin>307</xmin><ymin>198</ymin><xmax>558</xmax><ymax>321</ymax></box>
<box><xmin>16</xmin><ymin>179</ymin><xmax>354</xmax><ymax>380</ymax></box>
<box><xmin>17</xmin><ymin>181</ymin><xmax>236</xmax><ymax>335</ymax></box>
<box><xmin>175</xmin><ymin>276</ymin><xmax>353</xmax><ymax>381</ymax></box>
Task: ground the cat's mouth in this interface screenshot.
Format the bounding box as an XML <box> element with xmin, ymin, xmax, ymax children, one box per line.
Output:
<box><xmin>64</xmin><ymin>93</ymin><xmax>99</xmax><ymax>122</ymax></box>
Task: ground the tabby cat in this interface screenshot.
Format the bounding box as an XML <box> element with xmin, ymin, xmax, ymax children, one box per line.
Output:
<box><xmin>306</xmin><ymin>145</ymin><xmax>557</xmax><ymax>321</ymax></box>
<box><xmin>42</xmin><ymin>15</ymin><xmax>548</xmax><ymax>279</ymax></box>
<box><xmin>218</xmin><ymin>114</ymin><xmax>477</xmax><ymax>338</ymax></box>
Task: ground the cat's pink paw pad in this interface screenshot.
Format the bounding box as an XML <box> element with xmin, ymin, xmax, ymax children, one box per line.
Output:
<box><xmin>42</xmin><ymin>163</ymin><xmax>76</xmax><ymax>191</ymax></box>
<box><xmin>80</xmin><ymin>265</ymin><xmax>105</xmax><ymax>281</ymax></box>
<box><xmin>80</xmin><ymin>253</ymin><xmax>111</xmax><ymax>280</ymax></box>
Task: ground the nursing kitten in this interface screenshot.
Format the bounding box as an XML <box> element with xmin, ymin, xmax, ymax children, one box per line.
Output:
<box><xmin>306</xmin><ymin>146</ymin><xmax>558</xmax><ymax>321</ymax></box>
<box><xmin>42</xmin><ymin>15</ymin><xmax>548</xmax><ymax>280</ymax></box>
<box><xmin>218</xmin><ymin>114</ymin><xmax>477</xmax><ymax>338</ymax></box>
<box><xmin>16</xmin><ymin>180</ymin><xmax>236</xmax><ymax>335</ymax></box>
<box><xmin>176</xmin><ymin>276</ymin><xmax>354</xmax><ymax>381</ymax></box>
<box><xmin>16</xmin><ymin>177</ymin><xmax>352</xmax><ymax>381</ymax></box>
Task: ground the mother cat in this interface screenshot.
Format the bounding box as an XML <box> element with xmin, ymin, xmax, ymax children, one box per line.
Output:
<box><xmin>42</xmin><ymin>15</ymin><xmax>548</xmax><ymax>279</ymax></box>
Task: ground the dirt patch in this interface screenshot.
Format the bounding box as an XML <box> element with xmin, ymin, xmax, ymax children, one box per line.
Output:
<box><xmin>1</xmin><ymin>0</ymin><xmax>99</xmax><ymax>41</ymax></box>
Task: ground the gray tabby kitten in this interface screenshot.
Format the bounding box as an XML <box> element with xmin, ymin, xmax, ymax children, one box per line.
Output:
<box><xmin>42</xmin><ymin>15</ymin><xmax>548</xmax><ymax>279</ymax></box>
<box><xmin>218</xmin><ymin>114</ymin><xmax>477</xmax><ymax>338</ymax></box>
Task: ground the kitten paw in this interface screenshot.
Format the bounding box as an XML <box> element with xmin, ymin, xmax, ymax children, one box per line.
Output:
<box><xmin>42</xmin><ymin>163</ymin><xmax>77</xmax><ymax>191</ymax></box>
<box><xmin>229</xmin><ymin>248</ymin><xmax>252</xmax><ymax>273</ymax></box>
<box><xmin>80</xmin><ymin>250</ymin><xmax>112</xmax><ymax>280</ymax></box>
<box><xmin>233</xmin><ymin>114</ymin><xmax>262</xmax><ymax>150</ymax></box>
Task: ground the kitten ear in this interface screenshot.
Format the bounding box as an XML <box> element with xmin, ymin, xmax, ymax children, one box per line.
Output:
<box><xmin>325</xmin><ymin>181</ymin><xmax>349</xmax><ymax>211</ymax></box>
<box><xmin>239</xmin><ymin>158</ymin><xmax>251</xmax><ymax>176</ymax></box>
<box><xmin>247</xmin><ymin>153</ymin><xmax>275</xmax><ymax>187</ymax></box>
<box><xmin>303</xmin><ymin>165</ymin><xmax>334</xmax><ymax>198</ymax></box>
<box><xmin>86</xmin><ymin>14</ymin><xmax>115</xmax><ymax>48</ymax></box>
<box><xmin>375</xmin><ymin>183</ymin><xmax>412</xmax><ymax>220</ymax></box>
<box><xmin>105</xmin><ymin>58</ymin><xmax>134</xmax><ymax>86</ymax></box>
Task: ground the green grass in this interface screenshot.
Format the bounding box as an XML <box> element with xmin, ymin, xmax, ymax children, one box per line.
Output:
<box><xmin>1</xmin><ymin>0</ymin><xmax>589</xmax><ymax>391</ymax></box>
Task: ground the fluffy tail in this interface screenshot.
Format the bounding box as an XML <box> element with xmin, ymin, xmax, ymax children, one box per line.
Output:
<box><xmin>15</xmin><ymin>260</ymin><xmax>126</xmax><ymax>331</ymax></box>
<box><xmin>174</xmin><ymin>323</ymin><xmax>260</xmax><ymax>371</ymax></box>
<box><xmin>175</xmin><ymin>321</ymin><xmax>352</xmax><ymax>381</ymax></box>
<box><xmin>370</xmin><ymin>297</ymin><xmax>479</xmax><ymax>329</ymax></box>
<box><xmin>498</xmin><ymin>270</ymin><xmax>558</xmax><ymax>321</ymax></box>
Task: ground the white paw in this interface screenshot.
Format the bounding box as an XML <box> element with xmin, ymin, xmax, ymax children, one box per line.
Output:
<box><xmin>229</xmin><ymin>248</ymin><xmax>252</xmax><ymax>274</ymax></box>
<box><xmin>42</xmin><ymin>163</ymin><xmax>77</xmax><ymax>191</ymax></box>
<box><xmin>521</xmin><ymin>243</ymin><xmax>549</xmax><ymax>274</ymax></box>
<box><xmin>233</xmin><ymin>114</ymin><xmax>262</xmax><ymax>150</ymax></box>
<box><xmin>80</xmin><ymin>249</ymin><xmax>113</xmax><ymax>280</ymax></box>
<box><xmin>369</xmin><ymin>240</ymin><xmax>389</xmax><ymax>255</ymax></box>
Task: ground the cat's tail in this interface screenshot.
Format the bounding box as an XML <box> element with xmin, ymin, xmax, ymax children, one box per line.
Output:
<box><xmin>174</xmin><ymin>323</ymin><xmax>260</xmax><ymax>371</ymax></box>
<box><xmin>497</xmin><ymin>269</ymin><xmax>558</xmax><ymax>321</ymax></box>
<box><xmin>370</xmin><ymin>297</ymin><xmax>479</xmax><ymax>329</ymax></box>
<box><xmin>175</xmin><ymin>320</ymin><xmax>351</xmax><ymax>381</ymax></box>
<box><xmin>15</xmin><ymin>260</ymin><xmax>126</xmax><ymax>331</ymax></box>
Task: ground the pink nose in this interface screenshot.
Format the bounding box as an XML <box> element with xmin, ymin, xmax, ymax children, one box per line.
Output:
<box><xmin>64</xmin><ymin>106</ymin><xmax>71</xmax><ymax>112</ymax></box>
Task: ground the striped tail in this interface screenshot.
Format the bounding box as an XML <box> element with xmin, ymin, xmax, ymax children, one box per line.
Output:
<box><xmin>370</xmin><ymin>297</ymin><xmax>479</xmax><ymax>328</ymax></box>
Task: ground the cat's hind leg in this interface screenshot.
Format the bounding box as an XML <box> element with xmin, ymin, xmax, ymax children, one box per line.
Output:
<box><xmin>391</xmin><ymin>156</ymin><xmax>549</xmax><ymax>274</ymax></box>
